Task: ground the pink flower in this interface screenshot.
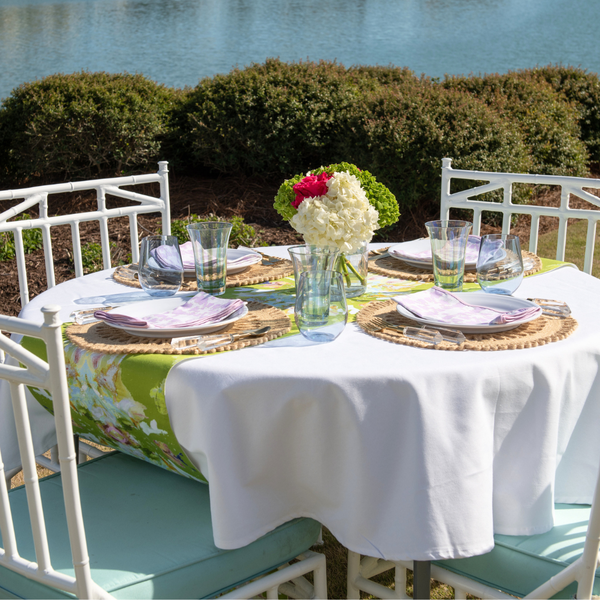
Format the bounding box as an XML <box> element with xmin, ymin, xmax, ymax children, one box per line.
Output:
<box><xmin>292</xmin><ymin>172</ymin><xmax>333</xmax><ymax>208</ymax></box>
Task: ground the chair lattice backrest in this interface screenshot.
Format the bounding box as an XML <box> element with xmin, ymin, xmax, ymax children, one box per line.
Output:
<box><xmin>441</xmin><ymin>157</ymin><xmax>600</xmax><ymax>274</ymax></box>
<box><xmin>0</xmin><ymin>161</ymin><xmax>171</xmax><ymax>308</ymax></box>
<box><xmin>0</xmin><ymin>306</ymin><xmax>104</xmax><ymax>599</ymax></box>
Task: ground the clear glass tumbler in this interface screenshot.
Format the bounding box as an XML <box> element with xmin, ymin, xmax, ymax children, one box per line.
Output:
<box><xmin>187</xmin><ymin>222</ymin><xmax>233</xmax><ymax>296</ymax></box>
<box><xmin>295</xmin><ymin>270</ymin><xmax>348</xmax><ymax>343</ymax></box>
<box><xmin>425</xmin><ymin>220</ymin><xmax>472</xmax><ymax>292</ymax></box>
<box><xmin>288</xmin><ymin>245</ymin><xmax>340</xmax><ymax>288</ymax></box>
<box><xmin>476</xmin><ymin>234</ymin><xmax>524</xmax><ymax>295</ymax></box>
<box><xmin>138</xmin><ymin>235</ymin><xmax>183</xmax><ymax>297</ymax></box>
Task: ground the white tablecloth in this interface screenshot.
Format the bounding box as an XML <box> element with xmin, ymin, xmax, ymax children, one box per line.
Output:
<box><xmin>6</xmin><ymin>245</ymin><xmax>600</xmax><ymax>562</ymax></box>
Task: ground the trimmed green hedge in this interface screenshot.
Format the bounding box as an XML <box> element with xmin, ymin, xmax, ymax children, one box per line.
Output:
<box><xmin>336</xmin><ymin>78</ymin><xmax>532</xmax><ymax>212</ymax></box>
<box><xmin>442</xmin><ymin>72</ymin><xmax>589</xmax><ymax>176</ymax></box>
<box><xmin>175</xmin><ymin>59</ymin><xmax>365</xmax><ymax>175</ymax></box>
<box><xmin>528</xmin><ymin>65</ymin><xmax>600</xmax><ymax>163</ymax></box>
<box><xmin>0</xmin><ymin>71</ymin><xmax>181</xmax><ymax>183</ymax></box>
<box><xmin>0</xmin><ymin>61</ymin><xmax>597</xmax><ymax>219</ymax></box>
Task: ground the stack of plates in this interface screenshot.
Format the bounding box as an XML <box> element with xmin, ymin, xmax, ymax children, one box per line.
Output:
<box><xmin>388</xmin><ymin>238</ymin><xmax>479</xmax><ymax>271</ymax></box>
<box><xmin>396</xmin><ymin>293</ymin><xmax>541</xmax><ymax>333</ymax></box>
<box><xmin>100</xmin><ymin>297</ymin><xmax>248</xmax><ymax>338</ymax></box>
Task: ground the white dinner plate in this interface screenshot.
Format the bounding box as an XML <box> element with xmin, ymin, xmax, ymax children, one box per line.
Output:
<box><xmin>396</xmin><ymin>292</ymin><xmax>541</xmax><ymax>333</ymax></box>
<box><xmin>183</xmin><ymin>248</ymin><xmax>262</xmax><ymax>276</ymax></box>
<box><xmin>388</xmin><ymin>238</ymin><xmax>478</xmax><ymax>271</ymax></box>
<box><xmin>102</xmin><ymin>296</ymin><xmax>248</xmax><ymax>338</ymax></box>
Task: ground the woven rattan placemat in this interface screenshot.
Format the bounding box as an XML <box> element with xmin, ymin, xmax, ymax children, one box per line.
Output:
<box><xmin>357</xmin><ymin>299</ymin><xmax>577</xmax><ymax>351</ymax></box>
<box><xmin>368</xmin><ymin>249</ymin><xmax>542</xmax><ymax>282</ymax></box>
<box><xmin>65</xmin><ymin>300</ymin><xmax>291</xmax><ymax>355</ymax></box>
<box><xmin>113</xmin><ymin>255</ymin><xmax>294</xmax><ymax>291</ymax></box>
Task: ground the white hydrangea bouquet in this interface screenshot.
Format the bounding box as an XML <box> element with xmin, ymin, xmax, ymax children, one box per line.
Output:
<box><xmin>274</xmin><ymin>162</ymin><xmax>399</xmax><ymax>291</ymax></box>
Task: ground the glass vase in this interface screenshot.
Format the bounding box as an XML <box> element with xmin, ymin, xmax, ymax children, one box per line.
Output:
<box><xmin>336</xmin><ymin>241</ymin><xmax>368</xmax><ymax>298</ymax></box>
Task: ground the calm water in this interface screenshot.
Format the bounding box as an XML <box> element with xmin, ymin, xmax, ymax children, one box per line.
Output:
<box><xmin>1</xmin><ymin>0</ymin><xmax>599</xmax><ymax>102</ymax></box>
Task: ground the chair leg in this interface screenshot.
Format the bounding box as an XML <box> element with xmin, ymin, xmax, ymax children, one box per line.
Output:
<box><xmin>219</xmin><ymin>550</ymin><xmax>327</xmax><ymax>599</ymax></box>
<box><xmin>347</xmin><ymin>550</ymin><xmax>411</xmax><ymax>599</ymax></box>
<box><xmin>313</xmin><ymin>555</ymin><xmax>328</xmax><ymax>599</ymax></box>
<box><xmin>453</xmin><ymin>587</ymin><xmax>468</xmax><ymax>599</ymax></box>
<box><xmin>347</xmin><ymin>550</ymin><xmax>362</xmax><ymax>599</ymax></box>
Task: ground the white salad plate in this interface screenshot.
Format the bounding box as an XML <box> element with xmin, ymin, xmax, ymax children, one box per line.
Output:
<box><xmin>183</xmin><ymin>247</ymin><xmax>262</xmax><ymax>276</ymax></box>
<box><xmin>102</xmin><ymin>297</ymin><xmax>248</xmax><ymax>338</ymax></box>
<box><xmin>396</xmin><ymin>292</ymin><xmax>541</xmax><ymax>334</ymax></box>
<box><xmin>388</xmin><ymin>238</ymin><xmax>478</xmax><ymax>271</ymax></box>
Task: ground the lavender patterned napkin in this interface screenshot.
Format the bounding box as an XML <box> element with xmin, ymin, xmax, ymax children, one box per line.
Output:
<box><xmin>392</xmin><ymin>235</ymin><xmax>482</xmax><ymax>263</ymax></box>
<box><xmin>94</xmin><ymin>293</ymin><xmax>246</xmax><ymax>329</ymax></box>
<box><xmin>155</xmin><ymin>242</ymin><xmax>261</xmax><ymax>271</ymax></box>
<box><xmin>149</xmin><ymin>244</ymin><xmax>184</xmax><ymax>270</ymax></box>
<box><xmin>393</xmin><ymin>287</ymin><xmax>541</xmax><ymax>326</ymax></box>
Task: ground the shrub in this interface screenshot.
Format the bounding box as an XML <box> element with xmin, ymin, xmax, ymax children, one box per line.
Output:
<box><xmin>80</xmin><ymin>241</ymin><xmax>129</xmax><ymax>274</ymax></box>
<box><xmin>336</xmin><ymin>79</ymin><xmax>532</xmax><ymax>216</ymax></box>
<box><xmin>346</xmin><ymin>65</ymin><xmax>421</xmax><ymax>87</ymax></box>
<box><xmin>168</xmin><ymin>214</ymin><xmax>261</xmax><ymax>248</ymax></box>
<box><xmin>0</xmin><ymin>214</ymin><xmax>43</xmax><ymax>261</ymax></box>
<box><xmin>0</xmin><ymin>71</ymin><xmax>180</xmax><ymax>184</ymax></box>
<box><xmin>528</xmin><ymin>65</ymin><xmax>600</xmax><ymax>163</ymax></box>
<box><xmin>177</xmin><ymin>58</ymin><xmax>365</xmax><ymax>176</ymax></box>
<box><xmin>442</xmin><ymin>72</ymin><xmax>589</xmax><ymax>177</ymax></box>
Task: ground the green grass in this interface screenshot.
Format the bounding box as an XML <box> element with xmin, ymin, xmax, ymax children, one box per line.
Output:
<box><xmin>534</xmin><ymin>219</ymin><xmax>600</xmax><ymax>276</ymax></box>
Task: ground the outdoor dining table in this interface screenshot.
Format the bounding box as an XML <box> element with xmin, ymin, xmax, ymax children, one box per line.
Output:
<box><xmin>3</xmin><ymin>242</ymin><xmax>600</xmax><ymax>599</ymax></box>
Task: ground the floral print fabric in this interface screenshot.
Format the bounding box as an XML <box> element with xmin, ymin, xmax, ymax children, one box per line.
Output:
<box><xmin>23</xmin><ymin>335</ymin><xmax>206</xmax><ymax>482</ymax></box>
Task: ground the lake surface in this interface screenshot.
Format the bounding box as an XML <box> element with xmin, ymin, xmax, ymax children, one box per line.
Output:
<box><xmin>1</xmin><ymin>0</ymin><xmax>599</xmax><ymax>102</ymax></box>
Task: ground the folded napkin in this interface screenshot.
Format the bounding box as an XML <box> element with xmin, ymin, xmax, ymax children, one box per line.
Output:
<box><xmin>155</xmin><ymin>242</ymin><xmax>261</xmax><ymax>271</ymax></box>
<box><xmin>150</xmin><ymin>245</ymin><xmax>184</xmax><ymax>270</ymax></box>
<box><xmin>94</xmin><ymin>293</ymin><xmax>246</xmax><ymax>329</ymax></box>
<box><xmin>227</xmin><ymin>248</ymin><xmax>262</xmax><ymax>267</ymax></box>
<box><xmin>393</xmin><ymin>287</ymin><xmax>541</xmax><ymax>326</ymax></box>
<box><xmin>392</xmin><ymin>235</ymin><xmax>481</xmax><ymax>263</ymax></box>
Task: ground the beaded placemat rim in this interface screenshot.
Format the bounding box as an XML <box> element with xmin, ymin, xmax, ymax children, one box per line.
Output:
<box><xmin>65</xmin><ymin>300</ymin><xmax>291</xmax><ymax>355</ymax></box>
<box><xmin>356</xmin><ymin>299</ymin><xmax>577</xmax><ymax>351</ymax></box>
<box><xmin>113</xmin><ymin>257</ymin><xmax>294</xmax><ymax>290</ymax></box>
<box><xmin>368</xmin><ymin>248</ymin><xmax>542</xmax><ymax>282</ymax></box>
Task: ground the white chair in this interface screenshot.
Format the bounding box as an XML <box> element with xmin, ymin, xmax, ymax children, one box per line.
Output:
<box><xmin>0</xmin><ymin>305</ymin><xmax>327</xmax><ymax>599</ymax></box>
<box><xmin>0</xmin><ymin>161</ymin><xmax>172</xmax><ymax>308</ymax></box>
<box><xmin>0</xmin><ymin>162</ymin><xmax>172</xmax><ymax>474</ymax></box>
<box><xmin>434</xmin><ymin>157</ymin><xmax>600</xmax><ymax>598</ymax></box>
<box><xmin>440</xmin><ymin>157</ymin><xmax>600</xmax><ymax>274</ymax></box>
<box><xmin>430</xmin><ymin>481</ymin><xmax>600</xmax><ymax>599</ymax></box>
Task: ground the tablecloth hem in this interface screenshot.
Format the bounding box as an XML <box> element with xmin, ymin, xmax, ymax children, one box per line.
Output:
<box><xmin>212</xmin><ymin>513</ymin><xmax>495</xmax><ymax>561</ymax></box>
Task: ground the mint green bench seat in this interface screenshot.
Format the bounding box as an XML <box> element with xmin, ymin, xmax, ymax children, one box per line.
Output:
<box><xmin>434</xmin><ymin>503</ymin><xmax>600</xmax><ymax>599</ymax></box>
<box><xmin>0</xmin><ymin>452</ymin><xmax>321</xmax><ymax>599</ymax></box>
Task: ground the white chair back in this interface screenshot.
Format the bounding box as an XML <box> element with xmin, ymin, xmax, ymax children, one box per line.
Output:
<box><xmin>0</xmin><ymin>306</ymin><xmax>105</xmax><ymax>599</ymax></box>
<box><xmin>0</xmin><ymin>162</ymin><xmax>171</xmax><ymax>307</ymax></box>
<box><xmin>440</xmin><ymin>157</ymin><xmax>600</xmax><ymax>274</ymax></box>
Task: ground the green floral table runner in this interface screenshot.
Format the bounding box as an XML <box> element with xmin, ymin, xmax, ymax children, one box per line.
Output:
<box><xmin>22</xmin><ymin>257</ymin><xmax>568</xmax><ymax>482</ymax></box>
